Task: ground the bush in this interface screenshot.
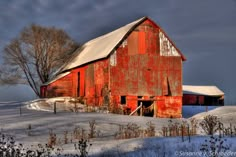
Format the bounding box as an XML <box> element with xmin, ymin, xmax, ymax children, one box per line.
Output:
<box><xmin>88</xmin><ymin>120</ymin><xmax>96</xmax><ymax>139</ymax></box>
<box><xmin>200</xmin><ymin>135</ymin><xmax>230</xmax><ymax>157</ymax></box>
<box><xmin>74</xmin><ymin>138</ymin><xmax>92</xmax><ymax>157</ymax></box>
<box><xmin>0</xmin><ymin>132</ymin><xmax>58</xmax><ymax>157</ymax></box>
<box><xmin>48</xmin><ymin>129</ymin><xmax>57</xmax><ymax>147</ymax></box>
<box><xmin>200</xmin><ymin>115</ymin><xmax>220</xmax><ymax>135</ymax></box>
<box><xmin>145</xmin><ymin>121</ymin><xmax>155</xmax><ymax>137</ymax></box>
<box><xmin>0</xmin><ymin>132</ymin><xmax>92</xmax><ymax>157</ymax></box>
<box><xmin>116</xmin><ymin>123</ymin><xmax>141</xmax><ymax>139</ymax></box>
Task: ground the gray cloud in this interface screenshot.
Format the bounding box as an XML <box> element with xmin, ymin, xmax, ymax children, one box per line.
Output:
<box><xmin>0</xmin><ymin>0</ymin><xmax>235</xmax><ymax>103</ymax></box>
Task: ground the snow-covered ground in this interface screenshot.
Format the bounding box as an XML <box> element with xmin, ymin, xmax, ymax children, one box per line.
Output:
<box><xmin>1</xmin><ymin>98</ymin><xmax>236</xmax><ymax>157</ymax></box>
<box><xmin>182</xmin><ymin>106</ymin><xmax>218</xmax><ymax>118</ymax></box>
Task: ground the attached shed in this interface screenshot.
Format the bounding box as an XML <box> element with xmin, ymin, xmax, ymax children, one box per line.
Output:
<box><xmin>41</xmin><ymin>17</ymin><xmax>186</xmax><ymax>118</ymax></box>
<box><xmin>183</xmin><ymin>85</ymin><xmax>224</xmax><ymax>106</ymax></box>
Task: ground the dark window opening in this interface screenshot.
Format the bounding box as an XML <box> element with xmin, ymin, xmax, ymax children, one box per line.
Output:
<box><xmin>138</xmin><ymin>96</ymin><xmax>143</xmax><ymax>99</ymax></box>
<box><xmin>137</xmin><ymin>100</ymin><xmax>154</xmax><ymax>117</ymax></box>
<box><xmin>165</xmin><ymin>78</ymin><xmax>172</xmax><ymax>96</ymax></box>
<box><xmin>77</xmin><ymin>72</ymin><xmax>80</xmax><ymax>97</ymax></box>
<box><xmin>121</xmin><ymin>96</ymin><xmax>126</xmax><ymax>104</ymax></box>
<box><xmin>204</xmin><ymin>96</ymin><xmax>223</xmax><ymax>106</ymax></box>
<box><xmin>219</xmin><ymin>98</ymin><xmax>224</xmax><ymax>105</ymax></box>
<box><xmin>196</xmin><ymin>96</ymin><xmax>199</xmax><ymax>105</ymax></box>
<box><xmin>137</xmin><ymin>96</ymin><xmax>143</xmax><ymax>107</ymax></box>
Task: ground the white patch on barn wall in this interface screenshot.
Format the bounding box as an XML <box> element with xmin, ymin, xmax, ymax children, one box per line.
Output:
<box><xmin>159</xmin><ymin>31</ymin><xmax>180</xmax><ymax>56</ymax></box>
<box><xmin>110</xmin><ymin>50</ymin><xmax>117</xmax><ymax>66</ymax></box>
<box><xmin>122</xmin><ymin>39</ymin><xmax>127</xmax><ymax>48</ymax></box>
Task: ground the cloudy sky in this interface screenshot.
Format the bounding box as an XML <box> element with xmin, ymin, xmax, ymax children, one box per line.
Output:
<box><xmin>0</xmin><ymin>0</ymin><xmax>236</xmax><ymax>103</ymax></box>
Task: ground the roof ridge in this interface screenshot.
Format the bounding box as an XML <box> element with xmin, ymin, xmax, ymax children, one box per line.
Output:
<box><xmin>56</xmin><ymin>16</ymin><xmax>185</xmax><ymax>75</ymax></box>
<box><xmin>84</xmin><ymin>16</ymin><xmax>147</xmax><ymax>46</ymax></box>
<box><xmin>58</xmin><ymin>16</ymin><xmax>147</xmax><ymax>73</ymax></box>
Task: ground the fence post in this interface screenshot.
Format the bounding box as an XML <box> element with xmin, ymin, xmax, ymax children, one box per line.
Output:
<box><xmin>230</xmin><ymin>123</ymin><xmax>233</xmax><ymax>137</ymax></box>
<box><xmin>140</xmin><ymin>102</ymin><xmax>143</xmax><ymax>116</ymax></box>
<box><xmin>54</xmin><ymin>102</ymin><xmax>57</xmax><ymax>114</ymax></box>
<box><xmin>153</xmin><ymin>101</ymin><xmax>156</xmax><ymax>118</ymax></box>
<box><xmin>219</xmin><ymin>122</ymin><xmax>222</xmax><ymax>138</ymax></box>
<box><xmin>85</xmin><ymin>99</ymin><xmax>88</xmax><ymax>112</ymax></box>
<box><xmin>188</xmin><ymin>124</ymin><xmax>190</xmax><ymax>143</ymax></box>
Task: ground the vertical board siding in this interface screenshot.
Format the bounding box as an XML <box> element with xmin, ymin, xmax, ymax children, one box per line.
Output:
<box><xmin>138</xmin><ymin>31</ymin><xmax>146</xmax><ymax>54</ymax></box>
<box><xmin>128</xmin><ymin>32</ymin><xmax>139</xmax><ymax>55</ymax></box>
<box><xmin>72</xmin><ymin>67</ymin><xmax>85</xmax><ymax>97</ymax></box>
<box><xmin>110</xmin><ymin>19</ymin><xmax>183</xmax><ymax>117</ymax></box>
<box><xmin>157</xmin><ymin>96</ymin><xmax>182</xmax><ymax>118</ymax></box>
<box><xmin>46</xmin><ymin>73</ymin><xmax>73</xmax><ymax>97</ymax></box>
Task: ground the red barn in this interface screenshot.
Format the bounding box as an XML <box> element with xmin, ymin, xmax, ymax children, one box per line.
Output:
<box><xmin>40</xmin><ymin>17</ymin><xmax>186</xmax><ymax>118</ymax></box>
<box><xmin>183</xmin><ymin>85</ymin><xmax>224</xmax><ymax>106</ymax></box>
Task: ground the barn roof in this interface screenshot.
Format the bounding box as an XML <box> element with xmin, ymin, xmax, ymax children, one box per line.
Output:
<box><xmin>183</xmin><ymin>85</ymin><xmax>224</xmax><ymax>96</ymax></box>
<box><xmin>58</xmin><ymin>16</ymin><xmax>185</xmax><ymax>73</ymax></box>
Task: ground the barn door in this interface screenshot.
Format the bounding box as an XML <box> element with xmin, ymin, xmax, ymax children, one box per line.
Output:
<box><xmin>77</xmin><ymin>72</ymin><xmax>80</xmax><ymax>97</ymax></box>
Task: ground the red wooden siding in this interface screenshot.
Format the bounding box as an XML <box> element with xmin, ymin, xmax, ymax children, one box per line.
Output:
<box><xmin>128</xmin><ymin>32</ymin><xmax>138</xmax><ymax>55</ymax></box>
<box><xmin>138</xmin><ymin>31</ymin><xmax>146</xmax><ymax>54</ymax></box>
<box><xmin>71</xmin><ymin>67</ymin><xmax>85</xmax><ymax>97</ymax></box>
<box><xmin>183</xmin><ymin>95</ymin><xmax>224</xmax><ymax>106</ymax></box>
<box><xmin>85</xmin><ymin>64</ymin><xmax>95</xmax><ymax>105</ymax></box>
<box><xmin>84</xmin><ymin>59</ymin><xmax>109</xmax><ymax>106</ymax></box>
<box><xmin>45</xmin><ymin>73</ymin><xmax>73</xmax><ymax>97</ymax></box>
<box><xmin>94</xmin><ymin>60</ymin><xmax>109</xmax><ymax>106</ymax></box>
<box><xmin>40</xmin><ymin>86</ymin><xmax>47</xmax><ymax>98</ymax></box>
<box><xmin>157</xmin><ymin>96</ymin><xmax>182</xmax><ymax>118</ymax></box>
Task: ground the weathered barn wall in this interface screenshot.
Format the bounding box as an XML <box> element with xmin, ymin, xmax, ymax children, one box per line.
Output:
<box><xmin>183</xmin><ymin>95</ymin><xmax>204</xmax><ymax>105</ymax></box>
<box><xmin>109</xmin><ymin>19</ymin><xmax>183</xmax><ymax>117</ymax></box>
<box><xmin>156</xmin><ymin>96</ymin><xmax>182</xmax><ymax>118</ymax></box>
<box><xmin>44</xmin><ymin>73</ymin><xmax>73</xmax><ymax>97</ymax></box>
<box><xmin>41</xmin><ymin>67</ymin><xmax>85</xmax><ymax>98</ymax></box>
<box><xmin>70</xmin><ymin>67</ymin><xmax>86</xmax><ymax>97</ymax></box>
<box><xmin>84</xmin><ymin>59</ymin><xmax>109</xmax><ymax>106</ymax></box>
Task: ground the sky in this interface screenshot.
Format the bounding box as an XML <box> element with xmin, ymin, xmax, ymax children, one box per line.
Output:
<box><xmin>0</xmin><ymin>0</ymin><xmax>236</xmax><ymax>103</ymax></box>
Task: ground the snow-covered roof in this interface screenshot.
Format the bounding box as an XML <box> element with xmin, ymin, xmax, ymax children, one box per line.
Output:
<box><xmin>59</xmin><ymin>17</ymin><xmax>147</xmax><ymax>72</ymax></box>
<box><xmin>58</xmin><ymin>16</ymin><xmax>185</xmax><ymax>73</ymax></box>
<box><xmin>43</xmin><ymin>72</ymin><xmax>71</xmax><ymax>85</ymax></box>
<box><xmin>183</xmin><ymin>85</ymin><xmax>224</xmax><ymax>96</ymax></box>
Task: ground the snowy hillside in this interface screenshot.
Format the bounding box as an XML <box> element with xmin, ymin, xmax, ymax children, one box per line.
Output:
<box><xmin>1</xmin><ymin>99</ymin><xmax>236</xmax><ymax>156</ymax></box>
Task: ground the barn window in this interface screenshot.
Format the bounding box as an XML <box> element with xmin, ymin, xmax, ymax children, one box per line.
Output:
<box><xmin>120</xmin><ymin>96</ymin><xmax>126</xmax><ymax>105</ymax></box>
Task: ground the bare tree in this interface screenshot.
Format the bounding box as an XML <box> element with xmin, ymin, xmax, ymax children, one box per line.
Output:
<box><xmin>0</xmin><ymin>24</ymin><xmax>79</xmax><ymax>97</ymax></box>
<box><xmin>200</xmin><ymin>115</ymin><xmax>220</xmax><ymax>135</ymax></box>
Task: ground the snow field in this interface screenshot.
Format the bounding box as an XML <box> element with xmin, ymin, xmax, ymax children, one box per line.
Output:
<box><xmin>1</xmin><ymin>99</ymin><xmax>236</xmax><ymax>156</ymax></box>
